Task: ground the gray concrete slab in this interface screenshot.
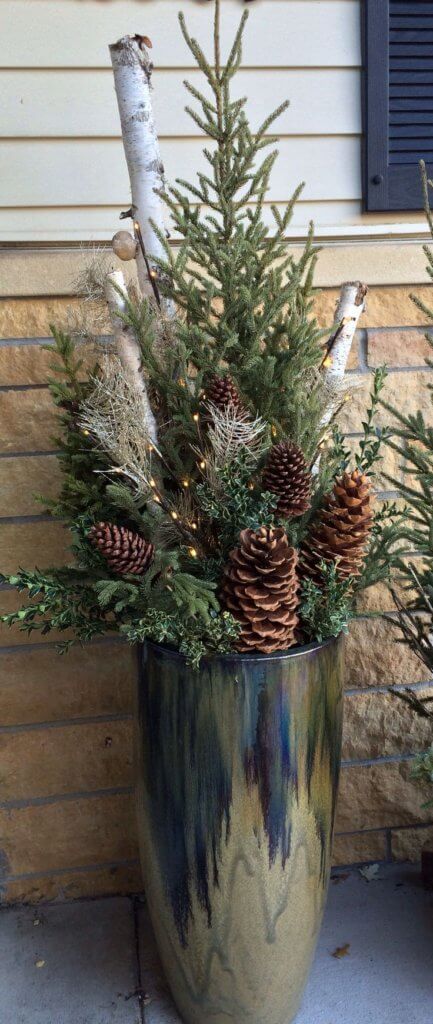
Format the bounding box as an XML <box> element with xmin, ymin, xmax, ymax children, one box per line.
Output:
<box><xmin>0</xmin><ymin>897</ymin><xmax>140</xmax><ymax>1024</ymax></box>
<box><xmin>138</xmin><ymin>864</ymin><xmax>433</xmax><ymax>1024</ymax></box>
<box><xmin>0</xmin><ymin>865</ymin><xmax>432</xmax><ymax>1024</ymax></box>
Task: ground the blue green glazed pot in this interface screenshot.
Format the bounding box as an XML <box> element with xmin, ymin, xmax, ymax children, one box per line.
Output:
<box><xmin>136</xmin><ymin>636</ymin><xmax>344</xmax><ymax>1024</ymax></box>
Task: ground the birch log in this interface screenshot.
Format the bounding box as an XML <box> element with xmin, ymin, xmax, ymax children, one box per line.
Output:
<box><xmin>109</xmin><ymin>35</ymin><xmax>168</xmax><ymax>301</ymax></box>
<box><xmin>322</xmin><ymin>281</ymin><xmax>368</xmax><ymax>389</ymax></box>
<box><xmin>105</xmin><ymin>269</ymin><xmax>158</xmax><ymax>445</ymax></box>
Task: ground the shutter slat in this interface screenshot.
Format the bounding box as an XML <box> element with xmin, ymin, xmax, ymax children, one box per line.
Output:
<box><xmin>390</xmin><ymin>112</ymin><xmax>433</xmax><ymax>123</ymax></box>
<box><xmin>390</xmin><ymin>59</ymin><xmax>433</xmax><ymax>69</ymax></box>
<box><xmin>391</xmin><ymin>124</ymin><xmax>433</xmax><ymax>135</ymax></box>
<box><xmin>364</xmin><ymin>0</ymin><xmax>433</xmax><ymax>210</ymax></box>
<box><xmin>390</xmin><ymin>30</ymin><xmax>433</xmax><ymax>41</ymax></box>
<box><xmin>391</xmin><ymin>18</ymin><xmax>433</xmax><ymax>29</ymax></box>
<box><xmin>390</xmin><ymin>71</ymin><xmax>433</xmax><ymax>82</ymax></box>
<box><xmin>391</xmin><ymin>99</ymin><xmax>433</xmax><ymax>110</ymax></box>
<box><xmin>390</xmin><ymin>86</ymin><xmax>433</xmax><ymax>96</ymax></box>
<box><xmin>390</xmin><ymin>138</ymin><xmax>433</xmax><ymax>150</ymax></box>
<box><xmin>390</xmin><ymin>3</ymin><xmax>433</xmax><ymax>15</ymax></box>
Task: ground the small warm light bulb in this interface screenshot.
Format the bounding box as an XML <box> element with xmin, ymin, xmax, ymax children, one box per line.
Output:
<box><xmin>271</xmin><ymin>425</ymin><xmax>277</xmax><ymax>438</ymax></box>
<box><xmin>150</xmin><ymin>270</ymin><xmax>157</xmax><ymax>279</ymax></box>
<box><xmin>248</xmin><ymin>482</ymin><xmax>254</xmax><ymax>491</ymax></box>
<box><xmin>134</xmin><ymin>220</ymin><xmax>140</xmax><ymax>233</ymax></box>
<box><xmin>193</xmin><ymin>413</ymin><xmax>199</xmax><ymax>423</ymax></box>
<box><xmin>199</xmin><ymin>460</ymin><xmax>206</xmax><ymax>470</ymax></box>
<box><xmin>191</xmin><ymin>522</ymin><xmax>198</xmax><ymax>531</ymax></box>
<box><xmin>189</xmin><ymin>547</ymin><xmax>198</xmax><ymax>558</ymax></box>
<box><xmin>323</xmin><ymin>355</ymin><xmax>332</xmax><ymax>368</ymax></box>
<box><xmin>153</xmin><ymin>494</ymin><xmax>161</xmax><ymax>503</ymax></box>
<box><xmin>171</xmin><ymin>511</ymin><xmax>178</xmax><ymax>520</ymax></box>
<box><xmin>150</xmin><ymin>477</ymin><xmax>156</xmax><ymax>488</ymax></box>
<box><xmin>82</xmin><ymin>429</ymin><xmax>90</xmax><ymax>436</ymax></box>
<box><xmin>182</xmin><ymin>479</ymin><xmax>190</xmax><ymax>488</ymax></box>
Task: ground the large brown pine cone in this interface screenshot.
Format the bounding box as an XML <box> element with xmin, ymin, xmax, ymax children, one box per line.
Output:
<box><xmin>205</xmin><ymin>373</ymin><xmax>244</xmax><ymax>414</ymax></box>
<box><xmin>263</xmin><ymin>441</ymin><xmax>311</xmax><ymax>518</ymax></box>
<box><xmin>89</xmin><ymin>522</ymin><xmax>154</xmax><ymax>576</ymax></box>
<box><xmin>221</xmin><ymin>526</ymin><xmax>299</xmax><ymax>653</ymax></box>
<box><xmin>301</xmin><ymin>469</ymin><xmax>374</xmax><ymax>585</ymax></box>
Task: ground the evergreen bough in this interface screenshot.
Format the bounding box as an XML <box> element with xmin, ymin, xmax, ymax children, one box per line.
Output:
<box><xmin>1</xmin><ymin>2</ymin><xmax>398</xmax><ymax>663</ymax></box>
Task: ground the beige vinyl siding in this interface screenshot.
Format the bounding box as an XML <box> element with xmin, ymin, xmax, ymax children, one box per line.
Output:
<box><xmin>0</xmin><ymin>0</ymin><xmax>428</xmax><ymax>243</ymax></box>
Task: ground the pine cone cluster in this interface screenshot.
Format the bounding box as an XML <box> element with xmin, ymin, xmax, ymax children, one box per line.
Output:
<box><xmin>89</xmin><ymin>522</ymin><xmax>154</xmax><ymax>576</ymax></box>
<box><xmin>301</xmin><ymin>469</ymin><xmax>374</xmax><ymax>585</ymax></box>
<box><xmin>263</xmin><ymin>441</ymin><xmax>311</xmax><ymax>518</ymax></box>
<box><xmin>221</xmin><ymin>526</ymin><xmax>299</xmax><ymax>653</ymax></box>
<box><xmin>205</xmin><ymin>373</ymin><xmax>244</xmax><ymax>414</ymax></box>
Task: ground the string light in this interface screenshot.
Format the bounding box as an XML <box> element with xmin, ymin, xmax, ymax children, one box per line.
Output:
<box><xmin>150</xmin><ymin>477</ymin><xmax>157</xmax><ymax>488</ymax></box>
<box><xmin>188</xmin><ymin>547</ymin><xmax>198</xmax><ymax>558</ymax></box>
<box><xmin>171</xmin><ymin>511</ymin><xmax>179</xmax><ymax>520</ymax></box>
<box><xmin>271</xmin><ymin>425</ymin><xmax>277</xmax><ymax>438</ymax></box>
<box><xmin>193</xmin><ymin>413</ymin><xmax>199</xmax><ymax>423</ymax></box>
<box><xmin>199</xmin><ymin>460</ymin><xmax>206</xmax><ymax>470</ymax></box>
<box><xmin>323</xmin><ymin>355</ymin><xmax>332</xmax><ymax>368</ymax></box>
<box><xmin>182</xmin><ymin>479</ymin><xmax>190</xmax><ymax>488</ymax></box>
<box><xmin>191</xmin><ymin>522</ymin><xmax>198</xmax><ymax>531</ymax></box>
<box><xmin>82</xmin><ymin>429</ymin><xmax>90</xmax><ymax>436</ymax></box>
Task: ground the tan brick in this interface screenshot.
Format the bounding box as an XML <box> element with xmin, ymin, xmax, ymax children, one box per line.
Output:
<box><xmin>342</xmin><ymin>688</ymin><xmax>433</xmax><ymax>762</ymax></box>
<box><xmin>335</xmin><ymin>760</ymin><xmax>433</xmax><ymax>833</ymax></box>
<box><xmin>355</xmin><ymin>582</ymin><xmax>396</xmax><ymax>614</ymax></box>
<box><xmin>0</xmin><ymin>344</ymin><xmax>54</xmax><ymax>386</ymax></box>
<box><xmin>0</xmin><ymin>341</ymin><xmax>101</xmax><ymax>387</ymax></box>
<box><xmin>0</xmin><ymin>720</ymin><xmax>133</xmax><ymax>802</ymax></box>
<box><xmin>361</xmin><ymin>287</ymin><xmax>433</xmax><ymax>328</ymax></box>
<box><xmin>0</xmin><ymin>389</ymin><xmax>57</xmax><ymax>453</ymax></box>
<box><xmin>332</xmin><ymin>830</ymin><xmax>387</xmax><ymax>867</ymax></box>
<box><xmin>391</xmin><ymin>824</ymin><xmax>433</xmax><ymax>863</ymax></box>
<box><xmin>0</xmin><ymin>792</ymin><xmax>138</xmax><ymax>876</ymax></box>
<box><xmin>0</xmin><ymin>455</ymin><xmax>61</xmax><ymax>517</ymax></box>
<box><xmin>345</xmin><ymin>618</ymin><xmax>428</xmax><ymax>689</ymax></box>
<box><xmin>367</xmin><ymin>329</ymin><xmax>432</xmax><ymax>369</ymax></box>
<box><xmin>0</xmin><ymin>643</ymin><xmax>135</xmax><ymax>726</ymax></box>
<box><xmin>313</xmin><ymin>286</ymin><xmax>433</xmax><ymax>331</ymax></box>
<box><xmin>339</xmin><ymin>369</ymin><xmax>433</xmax><ymax>434</ymax></box>
<box><xmin>0</xmin><ymin>520</ymin><xmax>69</xmax><ymax>575</ymax></box>
<box><xmin>3</xmin><ymin>861</ymin><xmax>142</xmax><ymax>905</ymax></box>
<box><xmin>0</xmin><ymin>298</ymin><xmax>79</xmax><ymax>340</ymax></box>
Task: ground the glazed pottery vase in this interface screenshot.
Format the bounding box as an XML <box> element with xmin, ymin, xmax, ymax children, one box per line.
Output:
<box><xmin>136</xmin><ymin>637</ymin><xmax>344</xmax><ymax>1024</ymax></box>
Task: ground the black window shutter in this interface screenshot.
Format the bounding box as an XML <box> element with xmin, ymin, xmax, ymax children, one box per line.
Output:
<box><xmin>364</xmin><ymin>0</ymin><xmax>433</xmax><ymax>211</ymax></box>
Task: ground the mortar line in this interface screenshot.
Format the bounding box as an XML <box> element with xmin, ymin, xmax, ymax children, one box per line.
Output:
<box><xmin>341</xmin><ymin>752</ymin><xmax>415</xmax><ymax>769</ymax></box>
<box><xmin>345</xmin><ymin>680</ymin><xmax>433</xmax><ymax>696</ymax></box>
<box><xmin>0</xmin><ymin>785</ymin><xmax>133</xmax><ymax>811</ymax></box>
<box><xmin>0</xmin><ymin>713</ymin><xmax>133</xmax><ymax>735</ymax></box>
<box><xmin>6</xmin><ymin>858</ymin><xmax>140</xmax><ymax>884</ymax></box>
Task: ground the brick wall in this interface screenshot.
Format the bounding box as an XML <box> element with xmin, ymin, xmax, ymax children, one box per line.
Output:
<box><xmin>1</xmin><ymin>286</ymin><xmax>433</xmax><ymax>905</ymax></box>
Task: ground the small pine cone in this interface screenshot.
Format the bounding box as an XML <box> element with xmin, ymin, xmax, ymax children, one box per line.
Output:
<box><xmin>301</xmin><ymin>469</ymin><xmax>374</xmax><ymax>586</ymax></box>
<box><xmin>89</xmin><ymin>522</ymin><xmax>154</xmax><ymax>576</ymax></box>
<box><xmin>263</xmin><ymin>441</ymin><xmax>311</xmax><ymax>518</ymax></box>
<box><xmin>221</xmin><ymin>526</ymin><xmax>299</xmax><ymax>654</ymax></box>
<box><xmin>205</xmin><ymin>373</ymin><xmax>244</xmax><ymax>414</ymax></box>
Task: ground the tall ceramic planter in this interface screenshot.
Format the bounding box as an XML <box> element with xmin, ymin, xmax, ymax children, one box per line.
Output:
<box><xmin>136</xmin><ymin>637</ymin><xmax>344</xmax><ymax>1024</ymax></box>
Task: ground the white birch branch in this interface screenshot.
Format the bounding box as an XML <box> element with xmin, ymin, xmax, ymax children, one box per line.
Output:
<box><xmin>322</xmin><ymin>280</ymin><xmax>368</xmax><ymax>388</ymax></box>
<box><xmin>109</xmin><ymin>34</ymin><xmax>170</xmax><ymax>305</ymax></box>
<box><xmin>104</xmin><ymin>269</ymin><xmax>157</xmax><ymax>445</ymax></box>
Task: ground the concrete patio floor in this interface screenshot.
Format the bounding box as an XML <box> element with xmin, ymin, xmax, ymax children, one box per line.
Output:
<box><xmin>1</xmin><ymin>864</ymin><xmax>432</xmax><ymax>1024</ymax></box>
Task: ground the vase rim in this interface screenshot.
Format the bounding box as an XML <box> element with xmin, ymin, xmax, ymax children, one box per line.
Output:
<box><xmin>144</xmin><ymin>634</ymin><xmax>341</xmax><ymax>665</ymax></box>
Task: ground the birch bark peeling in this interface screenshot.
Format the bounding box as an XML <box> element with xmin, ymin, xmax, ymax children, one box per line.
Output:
<box><xmin>105</xmin><ymin>269</ymin><xmax>158</xmax><ymax>445</ymax></box>
<box><xmin>109</xmin><ymin>35</ymin><xmax>168</xmax><ymax>299</ymax></box>
<box><xmin>323</xmin><ymin>281</ymin><xmax>368</xmax><ymax>385</ymax></box>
